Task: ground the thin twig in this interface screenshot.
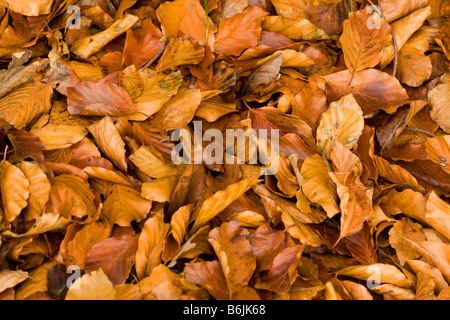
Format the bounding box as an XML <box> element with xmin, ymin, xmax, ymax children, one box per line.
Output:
<box><xmin>141</xmin><ymin>44</ymin><xmax>166</xmax><ymax>70</ymax></box>
<box><xmin>367</xmin><ymin>0</ymin><xmax>399</xmax><ymax>77</ymax></box>
<box><xmin>404</xmin><ymin>126</ymin><xmax>436</xmax><ymax>137</ymax></box>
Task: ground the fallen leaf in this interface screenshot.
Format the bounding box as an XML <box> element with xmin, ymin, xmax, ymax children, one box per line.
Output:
<box><xmin>88</xmin><ymin>116</ymin><xmax>128</xmax><ymax>172</ymax></box>
<box><xmin>389</xmin><ymin>217</ymin><xmax>426</xmax><ymax>265</ymax></box>
<box><xmin>67</xmin><ymin>78</ymin><xmax>137</xmax><ymax>116</ymax></box>
<box><xmin>135</xmin><ymin>213</ymin><xmax>170</xmax><ymax>280</ymax></box>
<box><xmin>65</xmin><ymin>268</ymin><xmax>116</xmax><ymax>300</ymax></box>
<box><xmin>340</xmin><ymin>10</ymin><xmax>392</xmax><ymax>73</ymax></box>
<box><xmin>207</xmin><ymin>220</ymin><xmax>256</xmax><ymax>293</ymax></box>
<box><xmin>102</xmin><ymin>183</ymin><xmax>152</xmax><ymax>227</ymax></box>
<box><xmin>324</xmin><ymin>69</ymin><xmax>409</xmax><ymax>115</ymax></box>
<box><xmin>300</xmin><ymin>154</ymin><xmax>340</xmax><ymax>218</ymax></box>
<box><xmin>214</xmin><ymin>6</ymin><xmax>267</xmax><ymax>56</ymax></box>
<box><xmin>316</xmin><ymin>94</ymin><xmax>364</xmax><ymax>158</ymax></box>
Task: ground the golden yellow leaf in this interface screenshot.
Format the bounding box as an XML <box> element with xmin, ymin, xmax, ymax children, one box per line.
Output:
<box><xmin>46</xmin><ymin>174</ymin><xmax>96</xmax><ymax>219</ymax></box>
<box><xmin>83</xmin><ymin>166</ymin><xmax>136</xmax><ymax>187</ymax></box>
<box><xmin>128</xmin><ymin>70</ymin><xmax>183</xmax><ymax>119</ymax></box>
<box><xmin>428</xmin><ymin>81</ymin><xmax>450</xmax><ymax>133</ymax></box>
<box><xmin>2</xmin><ymin>212</ymin><xmax>69</xmax><ymax>238</ymax></box>
<box><xmin>280</xmin><ymin>49</ymin><xmax>314</xmax><ymax>68</ymax></box>
<box><xmin>425</xmin><ymin>191</ymin><xmax>450</xmax><ymax>240</ymax></box>
<box><xmin>416</xmin><ymin>272</ymin><xmax>437</xmax><ymax>300</ymax></box>
<box><xmin>379</xmin><ymin>188</ymin><xmax>427</xmax><ymax>224</ymax></box>
<box><xmin>129</xmin><ymin>145</ymin><xmax>181</xmax><ymax>179</ymax></box>
<box><xmin>190</xmin><ymin>178</ymin><xmax>260</xmax><ymax>235</ymax></box>
<box><xmin>15</xmin><ymin>261</ymin><xmax>56</xmax><ymax>300</ymax></box>
<box><xmin>0</xmin><ymin>80</ymin><xmax>52</xmax><ymax>130</ymax></box>
<box><xmin>281</xmin><ymin>211</ymin><xmax>327</xmax><ymax>247</ymax></box>
<box><xmin>425</xmin><ymin>135</ymin><xmax>450</xmax><ymax>174</ymax></box>
<box><xmin>88</xmin><ymin>116</ymin><xmax>128</xmax><ymax>172</ymax></box>
<box><xmin>1</xmin><ymin>161</ymin><xmax>30</xmax><ymax>226</ymax></box>
<box><xmin>69</xmin><ymin>61</ymin><xmax>104</xmax><ymax>81</ymax></box>
<box><xmin>33</xmin><ymin>101</ymin><xmax>92</xmax><ymax>150</ymax></box>
<box><xmin>379</xmin><ymin>0</ymin><xmax>429</xmax><ymax>22</ymax></box>
<box><xmin>388</xmin><ymin>217</ymin><xmax>426</xmax><ymax>265</ymax></box>
<box><xmin>406</xmin><ymin>259</ymin><xmax>448</xmax><ymax>293</ymax></box>
<box><xmin>336</xmin><ymin>263</ymin><xmax>414</xmax><ymax>288</ymax></box>
<box><xmin>70</xmin><ymin>14</ymin><xmax>139</xmax><ymax>59</ymax></box>
<box><xmin>135</xmin><ymin>213</ymin><xmax>170</xmax><ymax>280</ymax></box>
<box><xmin>156</xmin><ymin>38</ymin><xmax>205</xmax><ymax>72</ymax></box>
<box><xmin>270</xmin><ymin>0</ymin><xmax>308</xmax><ymax>19</ymax></box>
<box><xmin>0</xmin><ymin>270</ymin><xmax>29</xmax><ymax>294</ymax></box>
<box><xmin>141</xmin><ymin>175</ymin><xmax>179</xmax><ymax>202</ymax></box>
<box><xmin>397</xmin><ymin>31</ymin><xmax>432</xmax><ymax>87</ymax></box>
<box><xmin>262</xmin><ymin>16</ymin><xmax>327</xmax><ymax>41</ymax></box>
<box><xmin>373</xmin><ymin>155</ymin><xmax>425</xmax><ymax>193</ymax></box>
<box><xmin>409</xmin><ymin>241</ymin><xmax>450</xmax><ymax>284</ymax></box>
<box><xmin>316</xmin><ymin>94</ymin><xmax>364</xmax><ymax>158</ymax></box>
<box><xmin>341</xmin><ymin>280</ymin><xmax>373</xmax><ymax>300</ymax></box>
<box><xmin>66</xmin><ymin>268</ymin><xmax>116</xmax><ymax>300</ymax></box>
<box><xmin>300</xmin><ymin>154</ymin><xmax>340</xmax><ymax>218</ymax></box>
<box><xmin>103</xmin><ymin>183</ymin><xmax>152</xmax><ymax>227</ymax></box>
<box><xmin>370</xmin><ymin>284</ymin><xmax>416</xmax><ymax>300</ymax></box>
<box><xmin>16</xmin><ymin>161</ymin><xmax>50</xmax><ymax>221</ymax></box>
<box><xmin>138</xmin><ymin>264</ymin><xmax>207</xmax><ymax>300</ymax></box>
<box><xmin>162</xmin><ymin>204</ymin><xmax>192</xmax><ymax>263</ymax></box>
<box><xmin>151</xmin><ymin>87</ymin><xmax>202</xmax><ymax>132</ymax></box>
<box><xmin>156</xmin><ymin>0</ymin><xmax>211</xmax><ymax>45</ymax></box>
<box><xmin>5</xmin><ymin>0</ymin><xmax>53</xmax><ymax>16</ymax></box>
<box><xmin>195</xmin><ymin>96</ymin><xmax>237</xmax><ymax>122</ymax></box>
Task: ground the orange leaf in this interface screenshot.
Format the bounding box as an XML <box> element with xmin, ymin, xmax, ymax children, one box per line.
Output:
<box><xmin>214</xmin><ymin>6</ymin><xmax>267</xmax><ymax>56</ymax></box>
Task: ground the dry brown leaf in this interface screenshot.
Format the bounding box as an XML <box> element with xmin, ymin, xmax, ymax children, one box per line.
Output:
<box><xmin>207</xmin><ymin>220</ymin><xmax>256</xmax><ymax>294</ymax></box>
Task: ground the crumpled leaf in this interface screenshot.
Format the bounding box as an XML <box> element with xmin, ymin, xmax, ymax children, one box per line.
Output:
<box><xmin>207</xmin><ymin>220</ymin><xmax>256</xmax><ymax>294</ymax></box>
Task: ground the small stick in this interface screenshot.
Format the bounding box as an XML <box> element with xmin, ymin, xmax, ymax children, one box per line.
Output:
<box><xmin>367</xmin><ymin>0</ymin><xmax>399</xmax><ymax>77</ymax></box>
<box><xmin>141</xmin><ymin>44</ymin><xmax>166</xmax><ymax>70</ymax></box>
<box><xmin>404</xmin><ymin>126</ymin><xmax>436</xmax><ymax>137</ymax></box>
